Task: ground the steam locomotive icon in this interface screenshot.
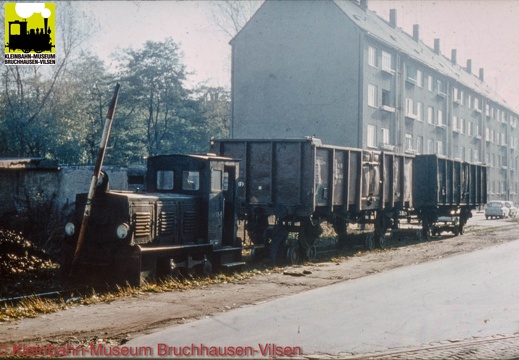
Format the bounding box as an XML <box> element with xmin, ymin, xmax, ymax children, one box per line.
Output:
<box><xmin>6</xmin><ymin>18</ymin><xmax>54</xmax><ymax>53</ymax></box>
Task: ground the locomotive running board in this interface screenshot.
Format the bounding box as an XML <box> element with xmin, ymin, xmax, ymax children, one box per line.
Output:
<box><xmin>138</xmin><ymin>244</ymin><xmax>213</xmax><ymax>256</ymax></box>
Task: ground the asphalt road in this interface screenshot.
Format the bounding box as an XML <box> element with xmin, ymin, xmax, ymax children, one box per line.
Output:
<box><xmin>128</xmin><ymin>235</ymin><xmax>519</xmax><ymax>358</ymax></box>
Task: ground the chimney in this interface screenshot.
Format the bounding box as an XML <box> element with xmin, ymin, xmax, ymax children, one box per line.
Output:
<box><xmin>466</xmin><ymin>59</ymin><xmax>472</xmax><ymax>74</ymax></box>
<box><xmin>479</xmin><ymin>68</ymin><xmax>485</xmax><ymax>82</ymax></box>
<box><xmin>44</xmin><ymin>18</ymin><xmax>48</xmax><ymax>35</ymax></box>
<box><xmin>451</xmin><ymin>49</ymin><xmax>457</xmax><ymax>65</ymax></box>
<box><xmin>389</xmin><ymin>9</ymin><xmax>397</xmax><ymax>28</ymax></box>
<box><xmin>413</xmin><ymin>24</ymin><xmax>420</xmax><ymax>41</ymax></box>
<box><xmin>434</xmin><ymin>38</ymin><xmax>440</xmax><ymax>54</ymax></box>
<box><xmin>360</xmin><ymin>0</ymin><xmax>368</xmax><ymax>10</ymax></box>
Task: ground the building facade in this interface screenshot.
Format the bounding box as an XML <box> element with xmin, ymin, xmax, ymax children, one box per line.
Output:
<box><xmin>230</xmin><ymin>0</ymin><xmax>519</xmax><ymax>202</ymax></box>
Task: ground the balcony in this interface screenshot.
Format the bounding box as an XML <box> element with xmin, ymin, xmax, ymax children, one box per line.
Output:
<box><xmin>380</xmin><ymin>105</ymin><xmax>396</xmax><ymax>113</ymax></box>
<box><xmin>379</xmin><ymin>143</ymin><xmax>395</xmax><ymax>152</ymax></box>
<box><xmin>381</xmin><ymin>66</ymin><xmax>396</xmax><ymax>76</ymax></box>
<box><xmin>405</xmin><ymin>112</ymin><xmax>417</xmax><ymax>120</ymax></box>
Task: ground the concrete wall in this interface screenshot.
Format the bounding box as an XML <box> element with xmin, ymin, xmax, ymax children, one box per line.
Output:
<box><xmin>231</xmin><ymin>0</ymin><xmax>362</xmax><ymax>147</ymax></box>
<box><xmin>0</xmin><ymin>166</ymin><xmax>134</xmax><ymax>223</ymax></box>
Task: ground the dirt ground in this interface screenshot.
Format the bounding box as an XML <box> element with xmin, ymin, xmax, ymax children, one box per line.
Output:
<box><xmin>1</xmin><ymin>212</ymin><xmax>519</xmax><ymax>352</ymax></box>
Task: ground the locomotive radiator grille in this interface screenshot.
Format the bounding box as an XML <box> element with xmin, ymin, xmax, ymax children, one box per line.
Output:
<box><xmin>134</xmin><ymin>212</ymin><xmax>151</xmax><ymax>237</ymax></box>
<box><xmin>159</xmin><ymin>212</ymin><xmax>175</xmax><ymax>235</ymax></box>
<box><xmin>181</xmin><ymin>204</ymin><xmax>198</xmax><ymax>242</ymax></box>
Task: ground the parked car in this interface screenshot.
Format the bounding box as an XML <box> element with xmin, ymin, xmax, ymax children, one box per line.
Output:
<box><xmin>505</xmin><ymin>201</ymin><xmax>518</xmax><ymax>218</ymax></box>
<box><xmin>485</xmin><ymin>201</ymin><xmax>515</xmax><ymax>219</ymax></box>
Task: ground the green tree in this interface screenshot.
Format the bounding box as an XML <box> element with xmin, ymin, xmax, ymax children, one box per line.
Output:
<box><xmin>115</xmin><ymin>37</ymin><xmax>204</xmax><ymax>160</ymax></box>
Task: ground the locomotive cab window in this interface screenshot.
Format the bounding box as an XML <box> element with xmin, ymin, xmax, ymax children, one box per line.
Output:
<box><xmin>211</xmin><ymin>170</ymin><xmax>222</xmax><ymax>192</ymax></box>
<box><xmin>182</xmin><ymin>171</ymin><xmax>200</xmax><ymax>190</ymax></box>
<box><xmin>157</xmin><ymin>170</ymin><xmax>174</xmax><ymax>190</ymax></box>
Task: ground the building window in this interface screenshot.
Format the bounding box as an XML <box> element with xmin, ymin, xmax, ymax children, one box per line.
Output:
<box><xmin>468</xmin><ymin>94</ymin><xmax>472</xmax><ymax>109</ymax></box>
<box><xmin>416</xmin><ymin>136</ymin><xmax>423</xmax><ymax>154</ymax></box>
<box><xmin>416</xmin><ymin>102</ymin><xmax>423</xmax><ymax>121</ymax></box>
<box><xmin>453</xmin><ymin>116</ymin><xmax>458</xmax><ymax>132</ymax></box>
<box><xmin>382</xmin><ymin>51</ymin><xmax>393</xmax><ymax>72</ymax></box>
<box><xmin>368</xmin><ymin>84</ymin><xmax>378</xmax><ymax>108</ymax></box>
<box><xmin>467</xmin><ymin>121</ymin><xmax>473</xmax><ymax>136</ymax></box>
<box><xmin>368</xmin><ymin>46</ymin><xmax>377</xmax><ymax>68</ymax></box>
<box><xmin>474</xmin><ymin>97</ymin><xmax>481</xmax><ymax>111</ymax></box>
<box><xmin>367</xmin><ymin>125</ymin><xmax>376</xmax><ymax>148</ymax></box>
<box><xmin>416</xmin><ymin>70</ymin><xmax>423</xmax><ymax>87</ymax></box>
<box><xmin>427</xmin><ymin>75</ymin><xmax>433</xmax><ymax>92</ymax></box>
<box><xmin>405</xmin><ymin>98</ymin><xmax>415</xmax><ymax>117</ymax></box>
<box><xmin>437</xmin><ymin>141</ymin><xmax>444</xmax><ymax>156</ymax></box>
<box><xmin>436</xmin><ymin>79</ymin><xmax>446</xmax><ymax>95</ymax></box>
<box><xmin>427</xmin><ymin>106</ymin><xmax>434</xmax><ymax>124</ymax></box>
<box><xmin>405</xmin><ymin>134</ymin><xmax>413</xmax><ymax>151</ymax></box>
<box><xmin>473</xmin><ymin>149</ymin><xmax>479</xmax><ymax>163</ymax></box>
<box><xmin>407</xmin><ymin>63</ymin><xmax>416</xmax><ymax>82</ymax></box>
<box><xmin>427</xmin><ymin>139</ymin><xmax>434</xmax><ymax>154</ymax></box>
<box><xmin>382</xmin><ymin>89</ymin><xmax>391</xmax><ymax>106</ymax></box>
<box><xmin>437</xmin><ymin>109</ymin><xmax>444</xmax><ymax>126</ymax></box>
<box><xmin>381</xmin><ymin>128</ymin><xmax>390</xmax><ymax>145</ymax></box>
<box><xmin>459</xmin><ymin>118</ymin><xmax>465</xmax><ymax>134</ymax></box>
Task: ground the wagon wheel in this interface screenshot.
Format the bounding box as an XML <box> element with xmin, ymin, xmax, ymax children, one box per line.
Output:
<box><xmin>453</xmin><ymin>226</ymin><xmax>460</xmax><ymax>236</ymax></box>
<box><xmin>298</xmin><ymin>218</ymin><xmax>322</xmax><ymax>249</ymax></box>
<box><xmin>376</xmin><ymin>233</ymin><xmax>387</xmax><ymax>249</ymax></box>
<box><xmin>365</xmin><ymin>233</ymin><xmax>375</xmax><ymax>251</ymax></box>
<box><xmin>287</xmin><ymin>246</ymin><xmax>300</xmax><ymax>264</ymax></box>
<box><xmin>306</xmin><ymin>245</ymin><xmax>317</xmax><ymax>261</ymax></box>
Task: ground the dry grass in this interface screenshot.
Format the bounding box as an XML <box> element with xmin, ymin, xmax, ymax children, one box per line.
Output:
<box><xmin>0</xmin><ymin>266</ymin><xmax>278</xmax><ymax>322</ymax></box>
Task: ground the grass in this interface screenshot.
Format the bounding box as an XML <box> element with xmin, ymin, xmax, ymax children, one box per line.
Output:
<box><xmin>0</xmin><ymin>265</ymin><xmax>279</xmax><ymax>322</ymax></box>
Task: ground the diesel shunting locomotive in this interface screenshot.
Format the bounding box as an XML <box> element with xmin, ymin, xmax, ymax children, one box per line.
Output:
<box><xmin>62</xmin><ymin>154</ymin><xmax>243</xmax><ymax>286</ymax></box>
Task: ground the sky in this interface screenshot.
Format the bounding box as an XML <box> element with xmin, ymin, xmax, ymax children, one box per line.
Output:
<box><xmin>75</xmin><ymin>0</ymin><xmax>519</xmax><ymax>110</ymax></box>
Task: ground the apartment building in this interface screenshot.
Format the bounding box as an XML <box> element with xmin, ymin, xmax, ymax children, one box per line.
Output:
<box><xmin>230</xmin><ymin>0</ymin><xmax>519</xmax><ymax>202</ymax></box>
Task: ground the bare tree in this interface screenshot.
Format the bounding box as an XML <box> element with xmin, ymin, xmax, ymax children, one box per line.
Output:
<box><xmin>210</xmin><ymin>1</ymin><xmax>264</xmax><ymax>38</ymax></box>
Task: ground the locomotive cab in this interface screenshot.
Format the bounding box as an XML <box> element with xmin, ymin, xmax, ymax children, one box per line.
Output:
<box><xmin>62</xmin><ymin>154</ymin><xmax>242</xmax><ymax>286</ymax></box>
<box><xmin>146</xmin><ymin>154</ymin><xmax>241</xmax><ymax>251</ymax></box>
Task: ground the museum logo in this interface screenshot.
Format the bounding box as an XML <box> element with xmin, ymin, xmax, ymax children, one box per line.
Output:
<box><xmin>4</xmin><ymin>3</ymin><xmax>56</xmax><ymax>65</ymax></box>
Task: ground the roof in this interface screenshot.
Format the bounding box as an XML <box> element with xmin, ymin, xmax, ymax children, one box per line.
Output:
<box><xmin>0</xmin><ymin>157</ymin><xmax>59</xmax><ymax>170</ymax></box>
<box><xmin>332</xmin><ymin>0</ymin><xmax>516</xmax><ymax>113</ymax></box>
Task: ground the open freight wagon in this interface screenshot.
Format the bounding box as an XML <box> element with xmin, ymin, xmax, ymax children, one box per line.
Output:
<box><xmin>412</xmin><ymin>154</ymin><xmax>487</xmax><ymax>237</ymax></box>
<box><xmin>211</xmin><ymin>137</ymin><xmax>414</xmax><ymax>259</ymax></box>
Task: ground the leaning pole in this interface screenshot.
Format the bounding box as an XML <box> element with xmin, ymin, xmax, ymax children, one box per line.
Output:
<box><xmin>71</xmin><ymin>83</ymin><xmax>120</xmax><ymax>273</ymax></box>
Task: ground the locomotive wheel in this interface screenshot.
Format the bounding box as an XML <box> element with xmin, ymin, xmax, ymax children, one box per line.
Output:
<box><xmin>306</xmin><ymin>245</ymin><xmax>317</xmax><ymax>261</ymax></box>
<box><xmin>287</xmin><ymin>246</ymin><xmax>300</xmax><ymax>264</ymax></box>
<box><xmin>22</xmin><ymin>48</ymin><xmax>31</xmax><ymax>53</ymax></box>
<box><xmin>365</xmin><ymin>233</ymin><xmax>375</xmax><ymax>251</ymax></box>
